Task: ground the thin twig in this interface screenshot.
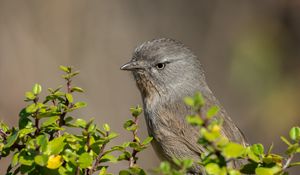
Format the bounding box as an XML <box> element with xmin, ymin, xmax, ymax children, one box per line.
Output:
<box><xmin>33</xmin><ymin>97</ymin><xmax>40</xmax><ymax>135</ymax></box>
<box><xmin>86</xmin><ymin>133</ymin><xmax>91</xmax><ymax>152</ymax></box>
<box><xmin>198</xmin><ymin>106</ymin><xmax>226</xmax><ymax>166</ymax></box>
<box><xmin>129</xmin><ymin>116</ymin><xmax>139</xmax><ymax>168</ymax></box>
<box><xmin>89</xmin><ymin>132</ymin><xmax>109</xmax><ymax>175</ymax></box>
<box><xmin>0</xmin><ymin>129</ymin><xmax>7</xmax><ymax>139</ymax></box>
<box><xmin>283</xmin><ymin>154</ymin><xmax>294</xmax><ymax>170</ymax></box>
<box><xmin>75</xmin><ymin>166</ymin><xmax>80</xmax><ymax>175</ymax></box>
<box><xmin>57</xmin><ymin>79</ymin><xmax>72</xmax><ymax>137</ymax></box>
<box><xmin>34</xmin><ymin>118</ymin><xmax>40</xmax><ymax>135</ymax></box>
<box><xmin>67</xmin><ymin>79</ymin><xmax>71</xmax><ymax>93</ymax></box>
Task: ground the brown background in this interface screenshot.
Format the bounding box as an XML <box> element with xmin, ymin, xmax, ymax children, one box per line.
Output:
<box><xmin>0</xmin><ymin>0</ymin><xmax>300</xmax><ymax>174</ymax></box>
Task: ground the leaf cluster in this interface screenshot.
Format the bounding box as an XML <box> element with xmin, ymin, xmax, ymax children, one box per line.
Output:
<box><xmin>155</xmin><ymin>93</ymin><xmax>300</xmax><ymax>175</ymax></box>
<box><xmin>1</xmin><ymin>66</ymin><xmax>299</xmax><ymax>175</ymax></box>
<box><xmin>0</xmin><ymin>66</ymin><xmax>152</xmax><ymax>175</ymax></box>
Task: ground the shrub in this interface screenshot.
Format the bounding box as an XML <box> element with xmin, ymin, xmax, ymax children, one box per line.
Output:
<box><xmin>0</xmin><ymin>66</ymin><xmax>299</xmax><ymax>175</ymax></box>
<box><xmin>0</xmin><ymin>66</ymin><xmax>151</xmax><ymax>175</ymax></box>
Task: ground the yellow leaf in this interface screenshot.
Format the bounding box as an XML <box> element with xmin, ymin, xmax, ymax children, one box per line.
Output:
<box><xmin>47</xmin><ymin>155</ymin><xmax>63</xmax><ymax>169</ymax></box>
<box><xmin>211</xmin><ymin>125</ymin><xmax>221</xmax><ymax>133</ymax></box>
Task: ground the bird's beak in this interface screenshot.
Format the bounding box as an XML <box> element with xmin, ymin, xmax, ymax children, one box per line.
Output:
<box><xmin>120</xmin><ymin>61</ymin><xmax>143</xmax><ymax>71</ymax></box>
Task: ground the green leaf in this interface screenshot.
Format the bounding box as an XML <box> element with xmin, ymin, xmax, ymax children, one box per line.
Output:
<box><xmin>255</xmin><ymin>166</ymin><xmax>281</xmax><ymax>175</ymax></box>
<box><xmin>5</xmin><ymin>130</ymin><xmax>19</xmax><ymax>148</ymax></box>
<box><xmin>119</xmin><ymin>170</ymin><xmax>131</xmax><ymax>175</ymax></box>
<box><xmin>193</xmin><ymin>92</ymin><xmax>205</xmax><ymax>108</ymax></box>
<box><xmin>128</xmin><ymin>168</ymin><xmax>146</xmax><ymax>175</ymax></box>
<box><xmin>286</xmin><ymin>144</ymin><xmax>299</xmax><ymax>155</ymax></box>
<box><xmin>205</xmin><ymin>163</ymin><xmax>220</xmax><ymax>175</ymax></box>
<box><xmin>186</xmin><ymin>115</ymin><xmax>203</xmax><ymax>126</ymax></box>
<box><xmin>123</xmin><ymin>120</ymin><xmax>137</xmax><ymax>131</ymax></box>
<box><xmin>34</xmin><ymin>154</ymin><xmax>48</xmax><ymax>166</ymax></box>
<box><xmin>19</xmin><ymin>165</ymin><xmax>34</xmax><ymax>174</ymax></box>
<box><xmin>182</xmin><ymin>159</ymin><xmax>193</xmax><ymax>168</ymax></box>
<box><xmin>107</xmin><ymin>132</ymin><xmax>118</xmax><ymax>140</ymax></box>
<box><xmin>222</xmin><ymin>142</ymin><xmax>245</xmax><ymax>158</ymax></box>
<box><xmin>73</xmin><ymin>101</ymin><xmax>87</xmax><ymax>109</ymax></box>
<box><xmin>267</xmin><ymin>143</ymin><xmax>274</xmax><ymax>154</ymax></box>
<box><xmin>0</xmin><ymin>143</ymin><xmax>4</xmax><ymax>152</ymax></box>
<box><xmin>42</xmin><ymin>116</ymin><xmax>60</xmax><ymax>127</ymax></box>
<box><xmin>289</xmin><ymin>127</ymin><xmax>300</xmax><ymax>141</ymax></box>
<box><xmin>117</xmin><ymin>151</ymin><xmax>131</xmax><ymax>161</ymax></box>
<box><xmin>78</xmin><ymin>153</ymin><xmax>93</xmax><ymax>168</ymax></box>
<box><xmin>64</xmin><ymin>116</ymin><xmax>74</xmax><ymax>123</ymax></box>
<box><xmin>100</xmin><ymin>154</ymin><xmax>117</xmax><ymax>163</ymax></box>
<box><xmin>0</xmin><ymin>121</ymin><xmax>9</xmax><ymax>132</ymax></box>
<box><xmin>130</xmin><ymin>106</ymin><xmax>143</xmax><ymax>117</ymax></box>
<box><xmin>206</xmin><ymin>106</ymin><xmax>219</xmax><ymax>119</ymax></box>
<box><xmin>103</xmin><ymin>123</ymin><xmax>110</xmax><ymax>132</ymax></box>
<box><xmin>251</xmin><ymin>144</ymin><xmax>264</xmax><ymax>155</ymax></box>
<box><xmin>36</xmin><ymin>135</ymin><xmax>48</xmax><ymax>152</ymax></box>
<box><xmin>19</xmin><ymin>118</ymin><xmax>32</xmax><ymax>130</ymax></box>
<box><xmin>32</xmin><ymin>83</ymin><xmax>42</xmax><ymax>95</ymax></box>
<box><xmin>58</xmin><ymin>166</ymin><xmax>68</xmax><ymax>175</ymax></box>
<box><xmin>19</xmin><ymin>128</ymin><xmax>36</xmax><ymax>138</ymax></box>
<box><xmin>159</xmin><ymin>162</ymin><xmax>171</xmax><ymax>173</ymax></box>
<box><xmin>263</xmin><ymin>154</ymin><xmax>282</xmax><ymax>164</ymax></box>
<box><xmin>184</xmin><ymin>92</ymin><xmax>205</xmax><ymax>109</ymax></box>
<box><xmin>88</xmin><ymin>123</ymin><xmax>96</xmax><ymax>133</ymax></box>
<box><xmin>12</xmin><ymin>152</ymin><xmax>20</xmax><ymax>167</ymax></box>
<box><xmin>25</xmin><ymin>92</ymin><xmax>36</xmax><ymax>100</ymax></box>
<box><xmin>129</xmin><ymin>142</ymin><xmax>140</xmax><ymax>149</ymax></box>
<box><xmin>142</xmin><ymin>137</ymin><xmax>153</xmax><ymax>145</ymax></box>
<box><xmin>25</xmin><ymin>103</ymin><xmax>39</xmax><ymax>113</ymax></box>
<box><xmin>46</xmin><ymin>137</ymin><xmax>66</xmax><ymax>155</ymax></box>
<box><xmin>65</xmin><ymin>93</ymin><xmax>73</xmax><ymax>103</ymax></box>
<box><xmin>228</xmin><ymin>170</ymin><xmax>241</xmax><ymax>175</ymax></box>
<box><xmin>19</xmin><ymin>150</ymin><xmax>34</xmax><ymax>166</ymax></box>
<box><xmin>281</xmin><ymin>136</ymin><xmax>292</xmax><ymax>146</ymax></box>
<box><xmin>201</xmin><ymin>128</ymin><xmax>220</xmax><ymax>142</ymax></box>
<box><xmin>63</xmin><ymin>149</ymin><xmax>77</xmax><ymax>164</ymax></box>
<box><xmin>240</xmin><ymin>162</ymin><xmax>258</xmax><ymax>174</ymax></box>
<box><xmin>98</xmin><ymin>167</ymin><xmax>107</xmax><ymax>175</ymax></box>
<box><xmin>19</xmin><ymin>108</ymin><xmax>32</xmax><ymax>129</ymax></box>
<box><xmin>70</xmin><ymin>71</ymin><xmax>80</xmax><ymax>78</ymax></box>
<box><xmin>75</xmin><ymin>119</ymin><xmax>87</xmax><ymax>128</ymax></box>
<box><xmin>184</xmin><ymin>97</ymin><xmax>194</xmax><ymax>107</ymax></box>
<box><xmin>71</xmin><ymin>87</ymin><xmax>84</xmax><ymax>93</ymax></box>
<box><xmin>59</xmin><ymin>65</ymin><xmax>71</xmax><ymax>73</ymax></box>
<box><xmin>246</xmin><ymin>147</ymin><xmax>261</xmax><ymax>163</ymax></box>
<box><xmin>289</xmin><ymin>161</ymin><xmax>300</xmax><ymax>167</ymax></box>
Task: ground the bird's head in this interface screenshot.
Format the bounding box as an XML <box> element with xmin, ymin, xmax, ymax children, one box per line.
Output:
<box><xmin>121</xmin><ymin>38</ymin><xmax>205</xmax><ymax>99</ymax></box>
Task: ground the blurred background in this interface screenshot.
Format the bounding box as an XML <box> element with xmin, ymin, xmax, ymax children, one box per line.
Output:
<box><xmin>0</xmin><ymin>0</ymin><xmax>300</xmax><ymax>174</ymax></box>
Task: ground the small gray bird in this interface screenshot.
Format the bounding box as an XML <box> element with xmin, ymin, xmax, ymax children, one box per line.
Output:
<box><xmin>121</xmin><ymin>38</ymin><xmax>246</xmax><ymax>174</ymax></box>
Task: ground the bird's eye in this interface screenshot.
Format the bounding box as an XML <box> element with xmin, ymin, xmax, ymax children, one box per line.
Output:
<box><xmin>155</xmin><ymin>63</ymin><xmax>165</xmax><ymax>70</ymax></box>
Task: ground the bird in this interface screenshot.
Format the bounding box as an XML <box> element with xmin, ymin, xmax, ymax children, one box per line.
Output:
<box><xmin>120</xmin><ymin>38</ymin><xmax>247</xmax><ymax>174</ymax></box>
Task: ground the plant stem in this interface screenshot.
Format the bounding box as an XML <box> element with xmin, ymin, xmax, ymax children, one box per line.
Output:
<box><xmin>283</xmin><ymin>154</ymin><xmax>294</xmax><ymax>170</ymax></box>
<box><xmin>89</xmin><ymin>132</ymin><xmax>109</xmax><ymax>175</ymax></box>
<box><xmin>33</xmin><ymin>97</ymin><xmax>40</xmax><ymax>135</ymax></box>
<box><xmin>75</xmin><ymin>166</ymin><xmax>80</xmax><ymax>175</ymax></box>
<box><xmin>67</xmin><ymin>79</ymin><xmax>71</xmax><ymax>93</ymax></box>
<box><xmin>86</xmin><ymin>133</ymin><xmax>91</xmax><ymax>152</ymax></box>
<box><xmin>35</xmin><ymin>118</ymin><xmax>40</xmax><ymax>135</ymax></box>
<box><xmin>57</xmin><ymin>78</ymin><xmax>72</xmax><ymax>137</ymax></box>
<box><xmin>129</xmin><ymin>116</ymin><xmax>139</xmax><ymax>168</ymax></box>
<box><xmin>0</xmin><ymin>129</ymin><xmax>7</xmax><ymax>139</ymax></box>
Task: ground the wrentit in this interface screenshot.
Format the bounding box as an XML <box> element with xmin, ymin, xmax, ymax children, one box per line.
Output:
<box><xmin>121</xmin><ymin>38</ymin><xmax>246</xmax><ymax>174</ymax></box>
